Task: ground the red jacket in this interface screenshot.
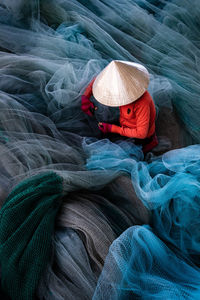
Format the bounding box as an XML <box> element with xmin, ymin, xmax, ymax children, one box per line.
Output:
<box><xmin>83</xmin><ymin>79</ymin><xmax>156</xmax><ymax>140</ymax></box>
<box><xmin>111</xmin><ymin>91</ymin><xmax>156</xmax><ymax>139</ymax></box>
<box><xmin>83</xmin><ymin>78</ymin><xmax>96</xmax><ymax>99</ymax></box>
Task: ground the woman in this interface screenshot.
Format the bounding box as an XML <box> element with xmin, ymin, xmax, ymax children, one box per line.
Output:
<box><xmin>81</xmin><ymin>60</ymin><xmax>158</xmax><ymax>154</ymax></box>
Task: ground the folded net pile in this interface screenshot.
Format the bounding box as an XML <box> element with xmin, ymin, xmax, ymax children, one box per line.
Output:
<box><xmin>0</xmin><ymin>1</ymin><xmax>200</xmax><ymax>299</ymax></box>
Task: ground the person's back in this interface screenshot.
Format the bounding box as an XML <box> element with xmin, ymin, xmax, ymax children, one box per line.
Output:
<box><xmin>112</xmin><ymin>91</ymin><xmax>156</xmax><ymax>140</ymax></box>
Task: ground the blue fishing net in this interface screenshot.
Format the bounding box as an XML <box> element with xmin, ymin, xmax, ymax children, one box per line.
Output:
<box><xmin>0</xmin><ymin>0</ymin><xmax>199</xmax><ymax>299</ymax></box>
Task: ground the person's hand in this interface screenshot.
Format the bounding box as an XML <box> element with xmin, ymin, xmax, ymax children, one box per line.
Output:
<box><xmin>81</xmin><ymin>95</ymin><xmax>97</xmax><ymax>117</ymax></box>
<box><xmin>98</xmin><ymin>122</ymin><xmax>112</xmax><ymax>133</ymax></box>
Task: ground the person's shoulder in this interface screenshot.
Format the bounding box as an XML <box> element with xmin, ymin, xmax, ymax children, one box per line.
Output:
<box><xmin>135</xmin><ymin>91</ymin><xmax>152</xmax><ymax>106</ymax></box>
<box><xmin>143</xmin><ymin>91</ymin><xmax>153</xmax><ymax>101</ymax></box>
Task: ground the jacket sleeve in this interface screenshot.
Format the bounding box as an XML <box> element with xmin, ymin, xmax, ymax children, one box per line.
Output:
<box><xmin>111</xmin><ymin>103</ymin><xmax>150</xmax><ymax>139</ymax></box>
<box><xmin>83</xmin><ymin>77</ymin><xmax>96</xmax><ymax>99</ymax></box>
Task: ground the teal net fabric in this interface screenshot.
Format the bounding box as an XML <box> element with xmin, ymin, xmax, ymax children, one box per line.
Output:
<box><xmin>86</xmin><ymin>141</ymin><xmax>200</xmax><ymax>299</ymax></box>
<box><xmin>0</xmin><ymin>0</ymin><xmax>200</xmax><ymax>299</ymax></box>
<box><xmin>93</xmin><ymin>226</ymin><xmax>200</xmax><ymax>300</ymax></box>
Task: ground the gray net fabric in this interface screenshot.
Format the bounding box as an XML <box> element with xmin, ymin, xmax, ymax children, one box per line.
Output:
<box><xmin>38</xmin><ymin>176</ymin><xmax>150</xmax><ymax>299</ymax></box>
<box><xmin>0</xmin><ymin>0</ymin><xmax>200</xmax><ymax>299</ymax></box>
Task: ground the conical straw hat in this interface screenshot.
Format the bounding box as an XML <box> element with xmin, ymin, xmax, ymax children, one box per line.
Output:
<box><xmin>92</xmin><ymin>60</ymin><xmax>149</xmax><ymax>107</ymax></box>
